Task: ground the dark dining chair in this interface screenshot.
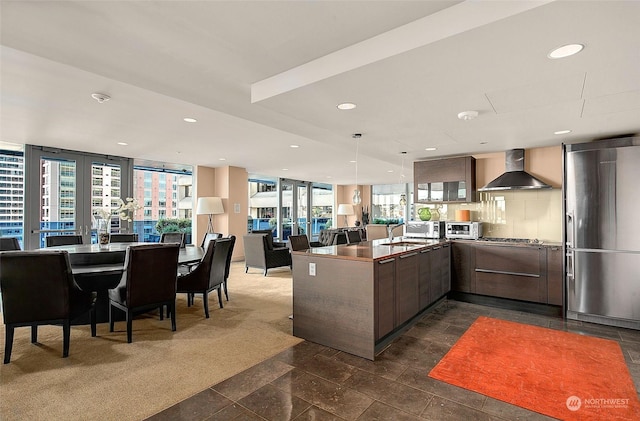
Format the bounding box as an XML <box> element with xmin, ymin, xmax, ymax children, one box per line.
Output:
<box><xmin>177</xmin><ymin>238</ymin><xmax>232</xmax><ymax>318</ymax></box>
<box><xmin>288</xmin><ymin>234</ymin><xmax>310</xmax><ymax>251</ymax></box>
<box><xmin>160</xmin><ymin>232</ymin><xmax>185</xmax><ymax>247</ymax></box>
<box><xmin>222</xmin><ymin>235</ymin><xmax>236</xmax><ymax>301</ymax></box>
<box><xmin>0</xmin><ymin>251</ymin><xmax>96</xmax><ymax>363</ymax></box>
<box><xmin>109</xmin><ymin>233</ymin><xmax>139</xmax><ymax>243</ymax></box>
<box><xmin>46</xmin><ymin>234</ymin><xmax>83</xmax><ymax>247</ymax></box>
<box><xmin>0</xmin><ymin>237</ymin><xmax>21</xmax><ymax>251</ymax></box>
<box><xmin>108</xmin><ymin>243</ymin><xmax>180</xmax><ymax>343</ymax></box>
<box><xmin>201</xmin><ymin>232</ymin><xmax>222</xmax><ymax>249</ymax></box>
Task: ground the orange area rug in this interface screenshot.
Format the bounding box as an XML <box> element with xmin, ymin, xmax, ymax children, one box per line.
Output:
<box><xmin>429</xmin><ymin>316</ymin><xmax>640</xmax><ymax>420</ymax></box>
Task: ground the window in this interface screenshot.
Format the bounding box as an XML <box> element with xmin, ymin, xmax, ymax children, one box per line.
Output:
<box><xmin>371</xmin><ymin>183</ymin><xmax>409</xmax><ymax>224</ymax></box>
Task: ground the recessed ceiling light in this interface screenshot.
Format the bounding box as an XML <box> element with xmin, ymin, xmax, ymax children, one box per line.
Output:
<box><xmin>349</xmin><ymin>160</ymin><xmax>356</xmax><ymax>163</ymax></box>
<box><xmin>554</xmin><ymin>129</ymin><xmax>572</xmax><ymax>135</ymax></box>
<box><xmin>387</xmin><ymin>170</ymin><xmax>394</xmax><ymax>173</ymax></box>
<box><xmin>117</xmin><ymin>142</ymin><xmax>128</xmax><ymax>146</ymax></box>
<box><xmin>219</xmin><ymin>158</ymin><xmax>227</xmax><ymax>161</ymax></box>
<box><xmin>282</xmin><ymin>168</ymin><xmax>288</xmax><ymax>171</ymax></box>
<box><xmin>425</xmin><ymin>147</ymin><xmax>437</xmax><ymax>151</ymax></box>
<box><xmin>183</xmin><ymin>117</ymin><xmax>197</xmax><ymax>123</ymax></box>
<box><xmin>548</xmin><ymin>44</ymin><xmax>584</xmax><ymax>59</ymax></box>
<box><xmin>337</xmin><ymin>102</ymin><xmax>356</xmax><ymax>110</ymax></box>
<box><xmin>290</xmin><ymin>144</ymin><xmax>300</xmax><ymax>148</ymax></box>
<box><xmin>457</xmin><ymin>110</ymin><xmax>479</xmax><ymax>121</ymax></box>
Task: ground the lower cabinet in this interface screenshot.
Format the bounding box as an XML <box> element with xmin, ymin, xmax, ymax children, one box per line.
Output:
<box><xmin>395</xmin><ymin>251</ymin><xmax>419</xmax><ymax>328</ymax></box>
<box><xmin>451</xmin><ymin>242</ymin><xmax>474</xmax><ymax>293</ymax></box>
<box><xmin>375</xmin><ymin>257</ymin><xmax>396</xmax><ymax>340</ymax></box>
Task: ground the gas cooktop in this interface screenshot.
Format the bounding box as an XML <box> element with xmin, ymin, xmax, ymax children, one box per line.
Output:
<box><xmin>480</xmin><ymin>237</ymin><xmax>542</xmax><ymax>244</ymax></box>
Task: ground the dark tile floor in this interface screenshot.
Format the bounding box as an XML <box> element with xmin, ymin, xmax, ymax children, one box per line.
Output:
<box><xmin>146</xmin><ymin>300</ymin><xmax>640</xmax><ymax>421</ymax></box>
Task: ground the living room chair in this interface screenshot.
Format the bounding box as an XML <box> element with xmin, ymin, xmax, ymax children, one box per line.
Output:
<box><xmin>288</xmin><ymin>234</ymin><xmax>310</xmax><ymax>251</ymax></box>
<box><xmin>346</xmin><ymin>230</ymin><xmax>362</xmax><ymax>244</ymax></box>
<box><xmin>108</xmin><ymin>243</ymin><xmax>180</xmax><ymax>343</ymax></box>
<box><xmin>46</xmin><ymin>234</ymin><xmax>83</xmax><ymax>247</ymax></box>
<box><xmin>0</xmin><ymin>251</ymin><xmax>96</xmax><ymax>363</ymax></box>
<box><xmin>177</xmin><ymin>238</ymin><xmax>232</xmax><ymax>317</ymax></box>
<box><xmin>243</xmin><ymin>233</ymin><xmax>292</xmax><ymax>276</ymax></box>
<box><xmin>0</xmin><ymin>237</ymin><xmax>21</xmax><ymax>251</ymax></box>
<box><xmin>160</xmin><ymin>232</ymin><xmax>185</xmax><ymax>247</ymax></box>
<box><xmin>109</xmin><ymin>233</ymin><xmax>139</xmax><ymax>243</ymax></box>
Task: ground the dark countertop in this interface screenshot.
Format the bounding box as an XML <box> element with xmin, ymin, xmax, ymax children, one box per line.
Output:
<box><xmin>292</xmin><ymin>237</ymin><xmax>447</xmax><ymax>262</ymax></box>
<box><xmin>454</xmin><ymin>238</ymin><xmax>562</xmax><ymax>248</ymax></box>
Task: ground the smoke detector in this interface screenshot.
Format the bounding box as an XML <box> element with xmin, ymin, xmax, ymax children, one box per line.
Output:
<box><xmin>457</xmin><ymin>110</ymin><xmax>479</xmax><ymax>121</ymax></box>
<box><xmin>91</xmin><ymin>92</ymin><xmax>111</xmax><ymax>103</ymax></box>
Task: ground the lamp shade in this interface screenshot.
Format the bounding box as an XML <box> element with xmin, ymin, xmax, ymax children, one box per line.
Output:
<box><xmin>337</xmin><ymin>204</ymin><xmax>355</xmax><ymax>216</ymax></box>
<box><xmin>196</xmin><ymin>197</ymin><xmax>224</xmax><ymax>215</ymax></box>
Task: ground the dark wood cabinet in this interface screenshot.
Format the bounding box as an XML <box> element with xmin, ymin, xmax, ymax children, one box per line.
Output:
<box><xmin>418</xmin><ymin>248</ymin><xmax>432</xmax><ymax>308</ymax></box>
<box><xmin>547</xmin><ymin>246</ymin><xmax>563</xmax><ymax>306</ymax></box>
<box><xmin>375</xmin><ymin>257</ymin><xmax>396</xmax><ymax>340</ymax></box>
<box><xmin>395</xmin><ymin>252</ymin><xmax>419</xmax><ymax>327</ymax></box>
<box><xmin>414</xmin><ymin>156</ymin><xmax>476</xmax><ymax>203</ymax></box>
<box><xmin>474</xmin><ymin>244</ymin><xmax>547</xmax><ymax>303</ymax></box>
<box><xmin>440</xmin><ymin>243</ymin><xmax>451</xmax><ymax>295</ymax></box>
<box><xmin>451</xmin><ymin>242</ymin><xmax>474</xmax><ymax>293</ymax></box>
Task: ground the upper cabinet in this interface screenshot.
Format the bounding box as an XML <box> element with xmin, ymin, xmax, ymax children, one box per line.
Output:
<box><xmin>414</xmin><ymin>156</ymin><xmax>476</xmax><ymax>203</ymax></box>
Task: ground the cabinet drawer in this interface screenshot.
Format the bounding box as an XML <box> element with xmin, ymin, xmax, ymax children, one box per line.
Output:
<box><xmin>475</xmin><ymin>246</ymin><xmax>541</xmax><ymax>275</ymax></box>
<box><xmin>475</xmin><ymin>271</ymin><xmax>545</xmax><ymax>302</ymax></box>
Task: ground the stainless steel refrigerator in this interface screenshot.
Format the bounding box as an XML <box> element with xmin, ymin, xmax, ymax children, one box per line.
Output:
<box><xmin>565</xmin><ymin>136</ymin><xmax>640</xmax><ymax>330</ymax></box>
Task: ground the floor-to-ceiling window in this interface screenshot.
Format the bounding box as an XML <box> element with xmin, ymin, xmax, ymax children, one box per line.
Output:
<box><xmin>0</xmin><ymin>142</ymin><xmax>25</xmax><ymax>247</ymax></box>
<box><xmin>248</xmin><ymin>176</ymin><xmax>332</xmax><ymax>241</ymax></box>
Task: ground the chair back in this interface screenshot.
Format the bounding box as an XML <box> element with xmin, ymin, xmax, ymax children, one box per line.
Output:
<box><xmin>223</xmin><ymin>235</ymin><xmax>236</xmax><ymax>281</ymax></box>
<box><xmin>242</xmin><ymin>234</ymin><xmax>267</xmax><ymax>268</ymax></box>
<box><xmin>109</xmin><ymin>233</ymin><xmax>138</xmax><ymax>243</ymax></box>
<box><xmin>160</xmin><ymin>232</ymin><xmax>185</xmax><ymax>247</ymax></box>
<box><xmin>0</xmin><ymin>251</ymin><xmax>74</xmax><ymax>324</ymax></box>
<box><xmin>201</xmin><ymin>232</ymin><xmax>222</xmax><ymax>249</ymax></box>
<box><xmin>346</xmin><ymin>230</ymin><xmax>361</xmax><ymax>244</ymax></box>
<box><xmin>333</xmin><ymin>232</ymin><xmax>347</xmax><ymax>245</ymax></box>
<box><xmin>288</xmin><ymin>234</ymin><xmax>310</xmax><ymax>251</ymax></box>
<box><xmin>122</xmin><ymin>243</ymin><xmax>180</xmax><ymax>307</ymax></box>
<box><xmin>46</xmin><ymin>235</ymin><xmax>83</xmax><ymax>247</ymax></box>
<box><xmin>0</xmin><ymin>237</ymin><xmax>21</xmax><ymax>251</ymax></box>
<box><xmin>210</xmin><ymin>238</ymin><xmax>233</xmax><ymax>289</ymax></box>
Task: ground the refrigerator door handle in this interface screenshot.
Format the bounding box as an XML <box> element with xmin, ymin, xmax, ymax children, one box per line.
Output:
<box><xmin>566</xmin><ymin>212</ymin><xmax>574</xmax><ymax>248</ymax></box>
<box><xmin>566</xmin><ymin>249</ymin><xmax>574</xmax><ymax>281</ymax></box>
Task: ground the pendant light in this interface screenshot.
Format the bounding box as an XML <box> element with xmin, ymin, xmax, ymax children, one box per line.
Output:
<box><xmin>399</xmin><ymin>152</ymin><xmax>407</xmax><ymax>206</ymax></box>
<box><xmin>352</xmin><ymin>134</ymin><xmax>362</xmax><ymax>205</ymax></box>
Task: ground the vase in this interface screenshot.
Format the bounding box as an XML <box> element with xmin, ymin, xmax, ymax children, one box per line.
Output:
<box><xmin>98</xmin><ymin>219</ymin><xmax>110</xmax><ymax>249</ymax></box>
<box><xmin>418</xmin><ymin>207</ymin><xmax>432</xmax><ymax>221</ymax></box>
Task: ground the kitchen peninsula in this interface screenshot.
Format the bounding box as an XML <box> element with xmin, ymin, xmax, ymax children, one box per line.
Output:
<box><xmin>291</xmin><ymin>238</ymin><xmax>450</xmax><ymax>360</ymax></box>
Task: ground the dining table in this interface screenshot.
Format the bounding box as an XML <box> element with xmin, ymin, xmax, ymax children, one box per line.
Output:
<box><xmin>42</xmin><ymin>242</ymin><xmax>204</xmax><ymax>323</ymax></box>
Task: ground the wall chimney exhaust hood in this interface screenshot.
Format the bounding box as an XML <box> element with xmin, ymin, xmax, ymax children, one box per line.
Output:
<box><xmin>479</xmin><ymin>149</ymin><xmax>552</xmax><ymax>191</ymax></box>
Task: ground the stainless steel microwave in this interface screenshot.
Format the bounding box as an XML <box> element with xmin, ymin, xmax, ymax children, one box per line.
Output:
<box><xmin>445</xmin><ymin>221</ymin><xmax>483</xmax><ymax>240</ymax></box>
<box><xmin>404</xmin><ymin>221</ymin><xmax>445</xmax><ymax>239</ymax></box>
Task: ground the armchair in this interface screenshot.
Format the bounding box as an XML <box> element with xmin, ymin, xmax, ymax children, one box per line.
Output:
<box><xmin>243</xmin><ymin>234</ymin><xmax>292</xmax><ymax>276</ymax></box>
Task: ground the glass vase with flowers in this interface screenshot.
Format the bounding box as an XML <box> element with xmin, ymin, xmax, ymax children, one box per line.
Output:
<box><xmin>94</xmin><ymin>197</ymin><xmax>141</xmax><ymax>248</ymax></box>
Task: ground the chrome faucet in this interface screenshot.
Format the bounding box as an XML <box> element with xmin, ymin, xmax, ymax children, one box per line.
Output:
<box><xmin>387</xmin><ymin>222</ymin><xmax>404</xmax><ymax>242</ymax></box>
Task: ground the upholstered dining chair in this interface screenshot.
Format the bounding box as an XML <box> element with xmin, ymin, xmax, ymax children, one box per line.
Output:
<box><xmin>288</xmin><ymin>234</ymin><xmax>310</xmax><ymax>251</ymax></box>
<box><xmin>201</xmin><ymin>232</ymin><xmax>222</xmax><ymax>249</ymax></box>
<box><xmin>109</xmin><ymin>233</ymin><xmax>139</xmax><ymax>243</ymax></box>
<box><xmin>46</xmin><ymin>234</ymin><xmax>83</xmax><ymax>247</ymax></box>
<box><xmin>222</xmin><ymin>235</ymin><xmax>236</xmax><ymax>301</ymax></box>
<box><xmin>177</xmin><ymin>238</ymin><xmax>232</xmax><ymax>318</ymax></box>
<box><xmin>108</xmin><ymin>243</ymin><xmax>180</xmax><ymax>343</ymax></box>
<box><xmin>160</xmin><ymin>232</ymin><xmax>185</xmax><ymax>247</ymax></box>
<box><xmin>0</xmin><ymin>237</ymin><xmax>21</xmax><ymax>251</ymax></box>
<box><xmin>0</xmin><ymin>250</ymin><xmax>96</xmax><ymax>363</ymax></box>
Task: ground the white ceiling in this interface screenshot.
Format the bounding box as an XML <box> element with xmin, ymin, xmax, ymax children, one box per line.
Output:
<box><xmin>1</xmin><ymin>0</ymin><xmax>639</xmax><ymax>184</ymax></box>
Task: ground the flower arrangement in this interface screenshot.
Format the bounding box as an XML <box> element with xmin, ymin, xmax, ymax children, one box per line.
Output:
<box><xmin>95</xmin><ymin>198</ymin><xmax>141</xmax><ymax>246</ymax></box>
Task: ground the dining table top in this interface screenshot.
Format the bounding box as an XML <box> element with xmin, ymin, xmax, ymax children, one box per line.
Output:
<box><xmin>42</xmin><ymin>242</ymin><xmax>204</xmax><ymax>274</ymax></box>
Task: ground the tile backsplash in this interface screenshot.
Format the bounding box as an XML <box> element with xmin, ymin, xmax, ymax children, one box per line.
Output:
<box><xmin>421</xmin><ymin>189</ymin><xmax>562</xmax><ymax>242</ymax></box>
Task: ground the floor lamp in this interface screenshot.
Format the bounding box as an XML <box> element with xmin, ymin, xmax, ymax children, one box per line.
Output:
<box><xmin>196</xmin><ymin>197</ymin><xmax>224</xmax><ymax>233</ymax></box>
<box><xmin>337</xmin><ymin>204</ymin><xmax>354</xmax><ymax>228</ymax></box>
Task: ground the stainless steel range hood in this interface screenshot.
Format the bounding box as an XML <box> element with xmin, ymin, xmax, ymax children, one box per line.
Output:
<box><xmin>479</xmin><ymin>149</ymin><xmax>552</xmax><ymax>191</ymax></box>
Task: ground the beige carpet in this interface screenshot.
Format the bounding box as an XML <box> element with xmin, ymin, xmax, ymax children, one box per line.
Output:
<box><xmin>0</xmin><ymin>262</ymin><xmax>302</xmax><ymax>421</ymax></box>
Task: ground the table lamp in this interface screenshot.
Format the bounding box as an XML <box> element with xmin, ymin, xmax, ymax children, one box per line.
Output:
<box><xmin>196</xmin><ymin>197</ymin><xmax>224</xmax><ymax>233</ymax></box>
<box><xmin>337</xmin><ymin>204</ymin><xmax>354</xmax><ymax>228</ymax></box>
